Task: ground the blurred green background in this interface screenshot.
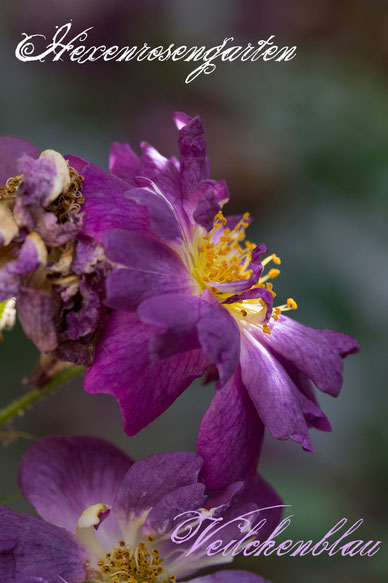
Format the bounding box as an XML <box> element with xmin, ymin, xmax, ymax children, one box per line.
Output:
<box><xmin>0</xmin><ymin>1</ymin><xmax>387</xmax><ymax>582</ymax></box>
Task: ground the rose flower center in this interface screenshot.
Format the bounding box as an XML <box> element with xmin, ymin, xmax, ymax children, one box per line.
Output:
<box><xmin>191</xmin><ymin>210</ymin><xmax>298</xmax><ymax>334</ymax></box>
<box><xmin>96</xmin><ymin>538</ymin><xmax>176</xmax><ymax>583</ymax></box>
<box><xmin>76</xmin><ymin>505</ymin><xmax>176</xmax><ymax>583</ymax></box>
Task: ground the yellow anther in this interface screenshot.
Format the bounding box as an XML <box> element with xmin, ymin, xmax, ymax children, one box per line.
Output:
<box><xmin>268</xmin><ymin>269</ymin><xmax>280</xmax><ymax>279</ymax></box>
<box><xmin>193</xmin><ymin>207</ymin><xmax>298</xmax><ymax>334</ymax></box>
<box><xmin>262</xmin><ymin>323</ymin><xmax>271</xmax><ymax>334</ymax></box>
<box><xmin>214</xmin><ymin>210</ymin><xmax>227</xmax><ymax>225</ymax></box>
<box><xmin>96</xmin><ymin>537</ymin><xmax>174</xmax><ymax>583</ymax></box>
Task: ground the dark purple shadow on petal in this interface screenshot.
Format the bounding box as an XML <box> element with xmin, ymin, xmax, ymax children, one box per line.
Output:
<box><xmin>138</xmin><ymin>293</ymin><xmax>201</xmax><ymax>358</ymax></box>
<box><xmin>197</xmin><ymin>290</ymin><xmax>240</xmax><ymax>387</ymax></box>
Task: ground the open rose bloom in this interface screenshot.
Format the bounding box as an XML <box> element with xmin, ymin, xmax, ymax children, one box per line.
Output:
<box><xmin>0</xmin><ymin>113</ymin><xmax>359</xmax><ymax>491</ymax></box>
<box><xmin>0</xmin><ymin>435</ymin><xmax>281</xmax><ymax>582</ymax></box>
<box><xmin>80</xmin><ymin>113</ymin><xmax>359</xmax><ymax>488</ymax></box>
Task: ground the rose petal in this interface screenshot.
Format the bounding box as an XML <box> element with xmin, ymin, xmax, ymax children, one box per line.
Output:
<box><xmin>0</xmin><ymin>506</ymin><xmax>87</xmax><ymax>583</ymax></box>
<box><xmin>84</xmin><ymin>312</ymin><xmax>208</xmax><ymax>435</ymax></box>
<box><xmin>139</xmin><ymin>141</ymin><xmax>182</xmax><ymax>205</ymax></box>
<box><xmin>262</xmin><ymin>316</ymin><xmax>355</xmax><ymax>397</ymax></box>
<box><xmin>124</xmin><ymin>186</ymin><xmax>182</xmax><ymax>242</ymax></box>
<box><xmin>113</xmin><ymin>452</ymin><xmax>203</xmax><ymax>533</ymax></box>
<box><xmin>192</xmin><ymin>183</ymin><xmax>221</xmax><ymax>231</ymax></box>
<box><xmin>198</xmin><ymin>367</ymin><xmax>263</xmax><ymax>490</ymax></box>
<box><xmin>137</xmin><ymin>293</ymin><xmax>201</xmax><ymax>358</ymax></box>
<box><xmin>143</xmin><ymin>483</ymin><xmax>206</xmax><ymax>536</ymax></box>
<box><xmin>105</xmin><ymin>230</ymin><xmax>194</xmax><ymax>311</ymax></box>
<box><xmin>17</xmin><ymin>286</ymin><xmax>60</xmax><ymax>352</ymax></box>
<box><xmin>109</xmin><ymin>142</ymin><xmax>141</xmax><ymax>184</ymax></box>
<box><xmin>240</xmin><ymin>332</ymin><xmax>313</xmax><ymax>451</ymax></box>
<box><xmin>19</xmin><ymin>435</ymin><xmax>132</xmax><ymax>541</ymax></box>
<box><xmin>174</xmin><ymin>113</ymin><xmax>210</xmax><ymax>194</ymax></box>
<box><xmin>197</xmin><ymin>291</ymin><xmax>240</xmax><ymax>386</ymax></box>
<box><xmin>80</xmin><ymin>163</ymin><xmax>150</xmax><ymax>244</ymax></box>
<box><xmin>314</xmin><ymin>328</ymin><xmax>360</xmax><ymax>357</ymax></box>
<box><xmin>138</xmin><ymin>292</ymin><xmax>240</xmax><ymax>386</ymax></box>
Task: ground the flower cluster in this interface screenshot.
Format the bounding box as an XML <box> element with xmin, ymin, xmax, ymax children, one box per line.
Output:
<box><xmin>0</xmin><ymin>113</ymin><xmax>359</xmax><ymax>583</ymax></box>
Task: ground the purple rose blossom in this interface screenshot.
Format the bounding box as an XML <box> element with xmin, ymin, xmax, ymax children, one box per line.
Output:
<box><xmin>78</xmin><ymin>113</ymin><xmax>360</xmax><ymax>489</ymax></box>
<box><xmin>0</xmin><ymin>435</ymin><xmax>280</xmax><ymax>582</ymax></box>
<box><xmin>0</xmin><ymin>139</ymin><xmax>115</xmax><ymax>367</ymax></box>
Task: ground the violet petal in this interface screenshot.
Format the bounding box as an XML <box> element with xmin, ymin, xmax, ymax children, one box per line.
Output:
<box><xmin>84</xmin><ymin>311</ymin><xmax>208</xmax><ymax>435</ymax></box>
<box><xmin>198</xmin><ymin>367</ymin><xmax>263</xmax><ymax>490</ymax></box>
<box><xmin>0</xmin><ymin>506</ymin><xmax>87</xmax><ymax>583</ymax></box>
<box><xmin>19</xmin><ymin>435</ymin><xmax>132</xmax><ymax>536</ymax></box>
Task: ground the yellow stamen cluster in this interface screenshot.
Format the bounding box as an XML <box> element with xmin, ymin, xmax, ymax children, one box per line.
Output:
<box><xmin>196</xmin><ymin>211</ymin><xmax>253</xmax><ymax>285</ymax></box>
<box><xmin>95</xmin><ymin>540</ymin><xmax>175</xmax><ymax>583</ymax></box>
<box><xmin>192</xmin><ymin>211</ymin><xmax>298</xmax><ymax>335</ymax></box>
